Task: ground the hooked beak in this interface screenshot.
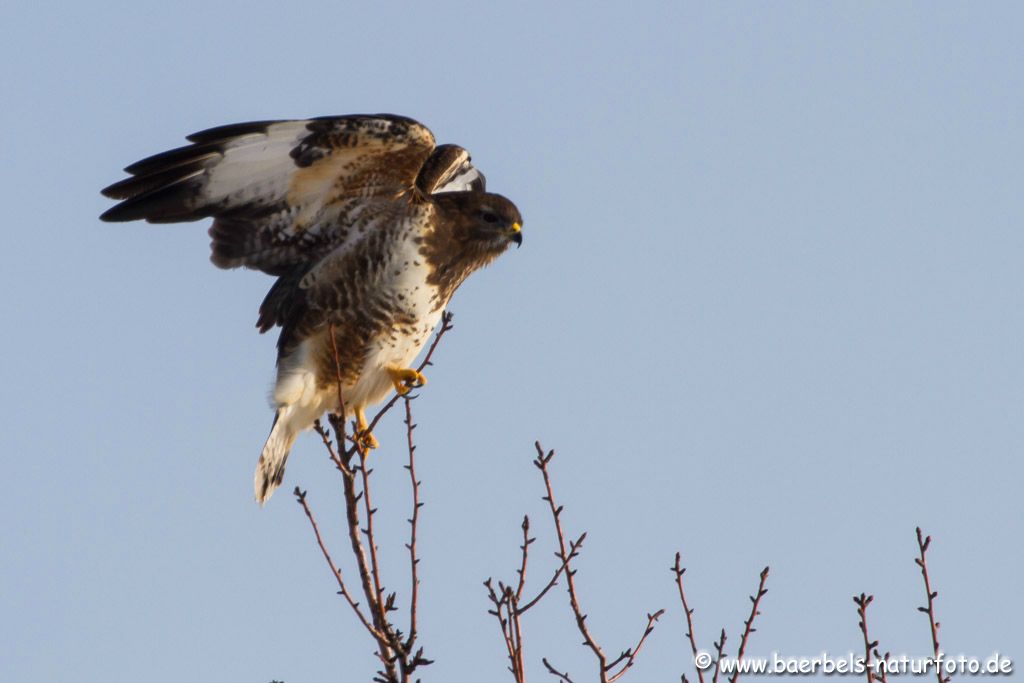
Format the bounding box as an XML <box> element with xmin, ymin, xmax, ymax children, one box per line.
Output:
<box><xmin>510</xmin><ymin>222</ymin><xmax>522</xmax><ymax>248</ymax></box>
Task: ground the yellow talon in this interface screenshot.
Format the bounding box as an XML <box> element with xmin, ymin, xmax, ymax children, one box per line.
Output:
<box><xmin>355</xmin><ymin>408</ymin><xmax>379</xmax><ymax>450</ymax></box>
<box><xmin>388</xmin><ymin>367</ymin><xmax>427</xmax><ymax>395</ymax></box>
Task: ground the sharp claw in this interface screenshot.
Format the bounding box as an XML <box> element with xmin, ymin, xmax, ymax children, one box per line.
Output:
<box><xmin>354</xmin><ymin>408</ymin><xmax>379</xmax><ymax>450</ymax></box>
<box><xmin>388</xmin><ymin>367</ymin><xmax>428</xmax><ymax>395</ymax></box>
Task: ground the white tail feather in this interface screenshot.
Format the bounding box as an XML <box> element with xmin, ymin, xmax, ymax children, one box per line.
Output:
<box><xmin>254</xmin><ymin>408</ymin><xmax>298</xmax><ymax>505</ymax></box>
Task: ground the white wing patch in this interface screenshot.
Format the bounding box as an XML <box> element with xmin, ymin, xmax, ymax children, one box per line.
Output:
<box><xmin>432</xmin><ymin>162</ymin><xmax>485</xmax><ymax>194</ymax></box>
<box><xmin>203</xmin><ymin>122</ymin><xmax>310</xmax><ymax>205</ymax></box>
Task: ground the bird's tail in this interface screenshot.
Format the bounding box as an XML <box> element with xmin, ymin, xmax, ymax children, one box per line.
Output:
<box><xmin>254</xmin><ymin>407</ymin><xmax>298</xmax><ymax>505</ymax></box>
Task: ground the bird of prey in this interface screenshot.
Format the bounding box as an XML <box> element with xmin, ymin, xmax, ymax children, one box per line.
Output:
<box><xmin>101</xmin><ymin>114</ymin><xmax>523</xmax><ymax>503</ymax></box>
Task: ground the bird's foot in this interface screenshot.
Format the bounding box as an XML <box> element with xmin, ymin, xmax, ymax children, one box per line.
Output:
<box><xmin>355</xmin><ymin>409</ymin><xmax>379</xmax><ymax>451</ymax></box>
<box><xmin>388</xmin><ymin>367</ymin><xmax>427</xmax><ymax>396</ymax></box>
<box><xmin>357</xmin><ymin>430</ymin><xmax>380</xmax><ymax>450</ymax></box>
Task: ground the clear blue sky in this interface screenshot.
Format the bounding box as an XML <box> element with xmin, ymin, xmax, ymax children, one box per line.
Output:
<box><xmin>3</xmin><ymin>2</ymin><xmax>1021</xmax><ymax>681</ymax></box>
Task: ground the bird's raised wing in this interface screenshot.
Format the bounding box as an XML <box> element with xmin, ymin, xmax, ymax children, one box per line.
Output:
<box><xmin>100</xmin><ymin>115</ymin><xmax>437</xmax><ymax>275</ymax></box>
<box><xmin>416</xmin><ymin>144</ymin><xmax>486</xmax><ymax>194</ymax></box>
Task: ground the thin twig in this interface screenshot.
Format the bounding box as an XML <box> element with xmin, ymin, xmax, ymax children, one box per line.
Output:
<box><xmin>509</xmin><ymin>585</ymin><xmax>527</xmax><ymax>681</ymax></box>
<box><xmin>518</xmin><ymin>533</ymin><xmax>585</xmax><ymax>614</ymax></box>
<box><xmin>915</xmin><ymin>528</ymin><xmax>947</xmax><ymax>683</ymax></box>
<box><xmin>294</xmin><ymin>487</ymin><xmax>385</xmax><ymax>642</ymax></box>
<box><xmin>607</xmin><ymin>609</ymin><xmax>666</xmax><ymax>683</ymax></box>
<box><xmin>485</xmin><ymin>578</ymin><xmax>525</xmax><ymax>683</ymax></box>
<box><xmin>711</xmin><ymin>629</ymin><xmax>727</xmax><ymax>683</ymax></box>
<box><xmin>728</xmin><ymin>567</ymin><xmax>769</xmax><ymax>683</ymax></box>
<box><xmin>483</xmin><ymin>526</ymin><xmax>584</xmax><ymax>683</ymax></box>
<box><xmin>484</xmin><ymin>522</ymin><xmax>582</xmax><ymax>683</ymax></box>
<box><xmin>313</xmin><ymin>420</ymin><xmax>347</xmax><ymax>474</ymax></box>
<box><xmin>358</xmin><ymin>446</ymin><xmax>388</xmax><ymax>621</ymax></box>
<box><xmin>875</xmin><ymin>649</ymin><xmax>892</xmax><ymax>683</ymax></box>
<box><xmin>854</xmin><ymin>593</ymin><xmax>879</xmax><ymax>683</ymax></box>
<box><xmin>543</xmin><ymin>657</ymin><xmax>577</xmax><ymax>683</ymax></box>
<box><xmin>404</xmin><ymin>397</ymin><xmax>422</xmax><ymax>651</ymax></box>
<box><xmin>534</xmin><ymin>444</ymin><xmax>607</xmax><ymax>676</ymax></box>
<box><xmin>515</xmin><ymin>516</ymin><xmax>533</xmax><ymax>602</ymax></box>
<box><xmin>534</xmin><ymin>442</ymin><xmax>662</xmax><ymax>683</ymax></box>
<box><xmin>673</xmin><ymin>553</ymin><xmax>705</xmax><ymax>683</ymax></box>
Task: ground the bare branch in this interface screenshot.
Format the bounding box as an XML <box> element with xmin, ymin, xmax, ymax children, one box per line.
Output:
<box><xmin>312</xmin><ymin>420</ymin><xmax>347</xmax><ymax>474</ymax></box>
<box><xmin>853</xmin><ymin>593</ymin><xmax>879</xmax><ymax>683</ymax></box>
<box><xmin>293</xmin><ymin>487</ymin><xmax>385</xmax><ymax>642</ymax></box>
<box><xmin>518</xmin><ymin>532</ymin><xmax>585</xmax><ymax>614</ymax></box>
<box><xmin>357</xmin><ymin>446</ymin><xmax>388</xmax><ymax>627</ymax></box>
<box><xmin>483</xmin><ymin>524</ymin><xmax>585</xmax><ymax>682</ymax></box>
<box><xmin>485</xmin><ymin>578</ymin><xmax>525</xmax><ymax>683</ymax></box>
<box><xmin>404</xmin><ymin>398</ymin><xmax>423</xmax><ymax>651</ymax></box>
<box><xmin>607</xmin><ymin>609</ymin><xmax>666</xmax><ymax>683</ymax></box>
<box><xmin>915</xmin><ymin>527</ymin><xmax>947</xmax><ymax>683</ymax></box>
<box><xmin>728</xmin><ymin>566</ymin><xmax>769</xmax><ymax>683</ymax></box>
<box><xmin>543</xmin><ymin>657</ymin><xmax>577</xmax><ymax>683</ymax></box>
<box><xmin>711</xmin><ymin>629</ymin><xmax>727</xmax><ymax>683</ymax></box>
<box><xmin>515</xmin><ymin>515</ymin><xmax>533</xmax><ymax>602</ymax></box>
<box><xmin>673</xmin><ymin>553</ymin><xmax>705</xmax><ymax>683</ymax></box>
<box><xmin>534</xmin><ymin>442</ymin><xmax>662</xmax><ymax>683</ymax></box>
<box><xmin>534</xmin><ymin>443</ymin><xmax>607</xmax><ymax>673</ymax></box>
<box><xmin>509</xmin><ymin>585</ymin><xmax>527</xmax><ymax>681</ymax></box>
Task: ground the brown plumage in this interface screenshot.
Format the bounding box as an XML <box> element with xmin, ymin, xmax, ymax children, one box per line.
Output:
<box><xmin>100</xmin><ymin>114</ymin><xmax>523</xmax><ymax>503</ymax></box>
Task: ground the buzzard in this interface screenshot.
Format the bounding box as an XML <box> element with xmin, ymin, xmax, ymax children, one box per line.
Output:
<box><xmin>101</xmin><ymin>114</ymin><xmax>522</xmax><ymax>503</ymax></box>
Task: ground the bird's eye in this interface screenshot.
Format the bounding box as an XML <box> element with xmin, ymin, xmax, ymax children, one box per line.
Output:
<box><xmin>481</xmin><ymin>211</ymin><xmax>499</xmax><ymax>223</ymax></box>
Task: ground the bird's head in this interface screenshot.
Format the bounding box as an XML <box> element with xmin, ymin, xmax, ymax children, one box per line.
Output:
<box><xmin>435</xmin><ymin>191</ymin><xmax>523</xmax><ymax>253</ymax></box>
<box><xmin>466</xmin><ymin>192</ymin><xmax>523</xmax><ymax>250</ymax></box>
<box><xmin>423</xmin><ymin>191</ymin><xmax>523</xmax><ymax>299</ymax></box>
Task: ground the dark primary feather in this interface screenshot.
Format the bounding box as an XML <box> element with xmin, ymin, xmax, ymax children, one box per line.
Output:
<box><xmin>99</xmin><ymin>138</ymin><xmax>233</xmax><ymax>222</ymax></box>
<box><xmin>123</xmin><ymin>141</ymin><xmax>226</xmax><ymax>176</ymax></box>
<box><xmin>185</xmin><ymin>120</ymin><xmax>280</xmax><ymax>144</ymax></box>
<box><xmin>101</xmin><ymin>158</ymin><xmax>213</xmax><ymax>201</ymax></box>
<box><xmin>100</xmin><ymin>171</ymin><xmax>212</xmax><ymax>223</ymax></box>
